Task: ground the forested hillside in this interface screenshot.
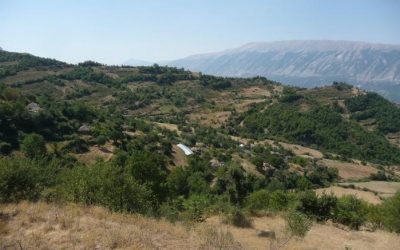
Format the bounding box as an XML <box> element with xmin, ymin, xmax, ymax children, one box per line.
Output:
<box><xmin>1</xmin><ymin>49</ymin><xmax>400</xmax><ymax>245</ymax></box>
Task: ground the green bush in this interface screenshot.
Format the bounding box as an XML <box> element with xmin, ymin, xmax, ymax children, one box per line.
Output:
<box><xmin>246</xmin><ymin>189</ymin><xmax>270</xmax><ymax>211</ymax></box>
<box><xmin>181</xmin><ymin>194</ymin><xmax>212</xmax><ymax>222</ymax></box>
<box><xmin>58</xmin><ymin>163</ymin><xmax>155</xmax><ymax>214</ymax></box>
<box><xmin>20</xmin><ymin>133</ymin><xmax>47</xmax><ymax>158</ymax></box>
<box><xmin>64</xmin><ymin>137</ymin><xmax>89</xmax><ymax>153</ymax></box>
<box><xmin>380</xmin><ymin>192</ymin><xmax>400</xmax><ymax>232</ymax></box>
<box><xmin>94</xmin><ymin>135</ymin><xmax>107</xmax><ymax>145</ymax></box>
<box><xmin>269</xmin><ymin>190</ymin><xmax>292</xmax><ymax>211</ymax></box>
<box><xmin>222</xmin><ymin>207</ymin><xmax>253</xmax><ymax>228</ymax></box>
<box><xmin>284</xmin><ymin>210</ymin><xmax>312</xmax><ymax>238</ymax></box>
<box><xmin>292</xmin><ymin>156</ymin><xmax>309</xmax><ymax>167</ymax></box>
<box><xmin>297</xmin><ymin>191</ymin><xmax>337</xmax><ymax>221</ymax></box>
<box><xmin>0</xmin><ymin>157</ymin><xmax>42</xmax><ymax>202</ymax></box>
<box><xmin>334</xmin><ymin>195</ymin><xmax>368</xmax><ymax>229</ymax></box>
<box><xmin>245</xmin><ymin>190</ymin><xmax>294</xmax><ymax>212</ymax></box>
<box><xmin>159</xmin><ymin>197</ymin><xmax>184</xmax><ymax>222</ymax></box>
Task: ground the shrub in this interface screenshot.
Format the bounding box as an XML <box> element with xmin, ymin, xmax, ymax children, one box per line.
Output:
<box><xmin>245</xmin><ymin>190</ymin><xmax>294</xmax><ymax>213</ymax></box>
<box><xmin>297</xmin><ymin>191</ymin><xmax>337</xmax><ymax>221</ymax></box>
<box><xmin>159</xmin><ymin>197</ymin><xmax>184</xmax><ymax>222</ymax></box>
<box><xmin>284</xmin><ymin>210</ymin><xmax>312</xmax><ymax>238</ymax></box>
<box><xmin>0</xmin><ymin>157</ymin><xmax>42</xmax><ymax>202</ymax></box>
<box><xmin>94</xmin><ymin>135</ymin><xmax>107</xmax><ymax>145</ymax></box>
<box><xmin>292</xmin><ymin>156</ymin><xmax>309</xmax><ymax>167</ymax></box>
<box><xmin>246</xmin><ymin>189</ymin><xmax>270</xmax><ymax>212</ymax></box>
<box><xmin>181</xmin><ymin>194</ymin><xmax>212</xmax><ymax>222</ymax></box>
<box><xmin>295</xmin><ymin>176</ymin><xmax>312</xmax><ymax>191</ymax></box>
<box><xmin>58</xmin><ymin>163</ymin><xmax>155</xmax><ymax>214</ymax></box>
<box><xmin>64</xmin><ymin>137</ymin><xmax>89</xmax><ymax>153</ymax></box>
<box><xmin>334</xmin><ymin>195</ymin><xmax>368</xmax><ymax>229</ymax></box>
<box><xmin>0</xmin><ymin>142</ymin><xmax>12</xmax><ymax>154</ymax></box>
<box><xmin>222</xmin><ymin>207</ymin><xmax>253</xmax><ymax>228</ymax></box>
<box><xmin>269</xmin><ymin>190</ymin><xmax>292</xmax><ymax>211</ymax></box>
<box><xmin>20</xmin><ymin>133</ymin><xmax>46</xmax><ymax>158</ymax></box>
<box><xmin>380</xmin><ymin>192</ymin><xmax>400</xmax><ymax>232</ymax></box>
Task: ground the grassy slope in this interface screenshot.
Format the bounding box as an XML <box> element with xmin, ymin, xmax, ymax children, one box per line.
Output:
<box><xmin>1</xmin><ymin>202</ymin><xmax>399</xmax><ymax>250</ymax></box>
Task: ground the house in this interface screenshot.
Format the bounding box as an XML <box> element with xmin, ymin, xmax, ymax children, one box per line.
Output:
<box><xmin>26</xmin><ymin>102</ymin><xmax>41</xmax><ymax>113</ymax></box>
<box><xmin>78</xmin><ymin>124</ymin><xmax>91</xmax><ymax>134</ymax></box>
<box><xmin>177</xmin><ymin>143</ymin><xmax>194</xmax><ymax>156</ymax></box>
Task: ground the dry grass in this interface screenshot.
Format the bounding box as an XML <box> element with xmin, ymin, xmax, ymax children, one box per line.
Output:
<box><xmin>1</xmin><ymin>202</ymin><xmax>399</xmax><ymax>250</ymax></box>
<box><xmin>318</xmin><ymin>159</ymin><xmax>378</xmax><ymax>180</ymax></box>
<box><xmin>233</xmin><ymin>99</ymin><xmax>265</xmax><ymax>112</ymax></box>
<box><xmin>189</xmin><ymin>111</ymin><xmax>231</xmax><ymax>128</ymax></box>
<box><xmin>0</xmin><ymin>202</ymin><xmax>241</xmax><ymax>250</ymax></box>
<box><xmin>285</xmin><ymin>220</ymin><xmax>400</xmax><ymax>250</ymax></box>
<box><xmin>339</xmin><ymin>181</ymin><xmax>400</xmax><ymax>199</ymax></box>
<box><xmin>73</xmin><ymin>142</ymin><xmax>115</xmax><ymax>165</ymax></box>
<box><xmin>241</xmin><ymin>86</ymin><xmax>272</xmax><ymax>98</ymax></box>
<box><xmin>206</xmin><ymin>214</ymin><xmax>400</xmax><ymax>250</ymax></box>
<box><xmin>277</xmin><ymin>142</ymin><xmax>324</xmax><ymax>159</ymax></box>
<box><xmin>154</xmin><ymin>122</ymin><xmax>181</xmax><ymax>135</ymax></box>
<box><xmin>231</xmin><ymin>154</ymin><xmax>263</xmax><ymax>177</ymax></box>
<box><xmin>316</xmin><ymin>186</ymin><xmax>382</xmax><ymax>204</ymax></box>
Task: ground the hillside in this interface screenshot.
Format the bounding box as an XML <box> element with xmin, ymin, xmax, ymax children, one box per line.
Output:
<box><xmin>165</xmin><ymin>40</ymin><xmax>400</xmax><ymax>102</ymax></box>
<box><xmin>1</xmin><ymin>49</ymin><xmax>400</xmax><ymax>248</ymax></box>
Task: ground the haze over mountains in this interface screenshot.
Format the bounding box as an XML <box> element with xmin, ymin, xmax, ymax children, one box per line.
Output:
<box><xmin>163</xmin><ymin>40</ymin><xmax>400</xmax><ymax>102</ymax></box>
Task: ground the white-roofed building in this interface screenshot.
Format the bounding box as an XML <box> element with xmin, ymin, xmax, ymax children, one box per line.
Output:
<box><xmin>177</xmin><ymin>143</ymin><xmax>194</xmax><ymax>156</ymax></box>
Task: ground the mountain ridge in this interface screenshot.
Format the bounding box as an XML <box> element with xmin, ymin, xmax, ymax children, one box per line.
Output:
<box><xmin>165</xmin><ymin>40</ymin><xmax>400</xmax><ymax>101</ymax></box>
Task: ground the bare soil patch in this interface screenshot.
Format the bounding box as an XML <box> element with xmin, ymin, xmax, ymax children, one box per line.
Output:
<box><xmin>318</xmin><ymin>159</ymin><xmax>377</xmax><ymax>180</ymax></box>
<box><xmin>241</xmin><ymin>86</ymin><xmax>272</xmax><ymax>98</ymax></box>
<box><xmin>155</xmin><ymin>122</ymin><xmax>181</xmax><ymax>135</ymax></box>
<box><xmin>189</xmin><ymin>111</ymin><xmax>231</xmax><ymax>128</ymax></box>
<box><xmin>278</xmin><ymin>142</ymin><xmax>324</xmax><ymax>159</ymax></box>
<box><xmin>73</xmin><ymin>142</ymin><xmax>115</xmax><ymax>165</ymax></box>
<box><xmin>339</xmin><ymin>181</ymin><xmax>400</xmax><ymax>199</ymax></box>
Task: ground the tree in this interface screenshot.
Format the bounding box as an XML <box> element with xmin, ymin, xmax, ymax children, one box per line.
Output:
<box><xmin>21</xmin><ymin>133</ymin><xmax>46</xmax><ymax>158</ymax></box>
<box><xmin>126</xmin><ymin>151</ymin><xmax>167</xmax><ymax>201</ymax></box>
<box><xmin>0</xmin><ymin>157</ymin><xmax>41</xmax><ymax>202</ymax></box>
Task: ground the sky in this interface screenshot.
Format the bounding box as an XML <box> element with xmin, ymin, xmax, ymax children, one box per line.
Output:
<box><xmin>1</xmin><ymin>0</ymin><xmax>399</xmax><ymax>64</ymax></box>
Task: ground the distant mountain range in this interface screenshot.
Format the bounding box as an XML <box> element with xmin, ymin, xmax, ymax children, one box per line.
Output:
<box><xmin>164</xmin><ymin>40</ymin><xmax>400</xmax><ymax>102</ymax></box>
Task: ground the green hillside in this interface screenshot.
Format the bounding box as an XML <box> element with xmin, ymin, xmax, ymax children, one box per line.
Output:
<box><xmin>1</xmin><ymin>50</ymin><xmax>400</xmax><ymax>233</ymax></box>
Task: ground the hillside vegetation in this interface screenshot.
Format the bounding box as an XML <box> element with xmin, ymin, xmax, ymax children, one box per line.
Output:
<box><xmin>1</xmin><ymin>50</ymin><xmax>400</xmax><ymax>248</ymax></box>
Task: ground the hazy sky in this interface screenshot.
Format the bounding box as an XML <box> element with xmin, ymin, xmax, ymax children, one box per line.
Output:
<box><xmin>1</xmin><ymin>0</ymin><xmax>399</xmax><ymax>64</ymax></box>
